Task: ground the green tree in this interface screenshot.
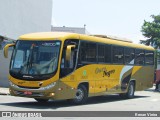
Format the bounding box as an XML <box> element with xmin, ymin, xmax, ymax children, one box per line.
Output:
<box><xmin>141</xmin><ymin>14</ymin><xmax>160</xmax><ymax>49</ymax></box>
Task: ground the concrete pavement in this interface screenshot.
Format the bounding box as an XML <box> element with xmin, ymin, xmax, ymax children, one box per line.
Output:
<box><xmin>0</xmin><ymin>87</ymin><xmax>9</xmax><ymax>95</ymax></box>
<box><xmin>0</xmin><ymin>85</ymin><xmax>158</xmax><ymax>96</ymax></box>
<box><xmin>0</xmin><ymin>87</ymin><xmax>160</xmax><ymax>111</ymax></box>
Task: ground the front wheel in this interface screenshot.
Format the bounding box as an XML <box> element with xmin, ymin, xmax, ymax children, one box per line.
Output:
<box><xmin>72</xmin><ymin>85</ymin><xmax>88</xmax><ymax>104</ymax></box>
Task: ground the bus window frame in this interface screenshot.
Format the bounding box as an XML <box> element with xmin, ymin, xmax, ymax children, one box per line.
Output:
<box><xmin>112</xmin><ymin>45</ymin><xmax>124</xmax><ymax>65</ymax></box>
<box><xmin>134</xmin><ymin>48</ymin><xmax>145</xmax><ymax>66</ymax></box>
<box><xmin>144</xmin><ymin>50</ymin><xmax>154</xmax><ymax>66</ymax></box>
<box><xmin>79</xmin><ymin>40</ymin><xmax>98</xmax><ymax>64</ymax></box>
<box><xmin>124</xmin><ymin>47</ymin><xmax>135</xmax><ymax>65</ymax></box>
<box><xmin>97</xmin><ymin>43</ymin><xmax>112</xmax><ymax>64</ymax></box>
<box><xmin>78</xmin><ymin>40</ymin><xmax>155</xmax><ymax>67</ymax></box>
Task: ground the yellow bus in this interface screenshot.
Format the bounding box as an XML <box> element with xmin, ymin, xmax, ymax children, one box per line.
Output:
<box><xmin>4</xmin><ymin>32</ymin><xmax>155</xmax><ymax>104</ymax></box>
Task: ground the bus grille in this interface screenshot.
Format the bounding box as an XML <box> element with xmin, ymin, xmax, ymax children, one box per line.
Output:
<box><xmin>17</xmin><ymin>85</ymin><xmax>40</xmax><ymax>89</ymax></box>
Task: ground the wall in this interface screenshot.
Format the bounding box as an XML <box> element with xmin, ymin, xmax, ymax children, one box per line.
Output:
<box><xmin>0</xmin><ymin>50</ymin><xmax>11</xmax><ymax>87</ymax></box>
<box><xmin>0</xmin><ymin>0</ymin><xmax>52</xmax><ymax>39</ymax></box>
<box><xmin>0</xmin><ymin>0</ymin><xmax>52</xmax><ymax>87</ymax></box>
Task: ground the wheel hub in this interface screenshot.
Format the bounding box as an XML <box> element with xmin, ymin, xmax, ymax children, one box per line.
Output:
<box><xmin>75</xmin><ymin>89</ymin><xmax>84</xmax><ymax>101</ymax></box>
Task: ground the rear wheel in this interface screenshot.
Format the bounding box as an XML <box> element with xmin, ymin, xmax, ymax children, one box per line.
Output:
<box><xmin>120</xmin><ymin>82</ymin><xmax>135</xmax><ymax>99</ymax></box>
<box><xmin>34</xmin><ymin>98</ymin><xmax>49</xmax><ymax>103</ymax></box>
<box><xmin>72</xmin><ymin>85</ymin><xmax>88</xmax><ymax>104</ymax></box>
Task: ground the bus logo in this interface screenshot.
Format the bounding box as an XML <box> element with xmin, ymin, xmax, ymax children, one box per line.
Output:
<box><xmin>83</xmin><ymin>70</ymin><xmax>87</xmax><ymax>76</ymax></box>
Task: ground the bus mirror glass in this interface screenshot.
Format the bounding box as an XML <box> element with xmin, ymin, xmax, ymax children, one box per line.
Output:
<box><xmin>66</xmin><ymin>45</ymin><xmax>75</xmax><ymax>61</ymax></box>
<box><xmin>3</xmin><ymin>43</ymin><xmax>15</xmax><ymax>58</ymax></box>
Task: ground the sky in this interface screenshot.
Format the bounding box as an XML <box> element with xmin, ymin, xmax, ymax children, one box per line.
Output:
<box><xmin>52</xmin><ymin>0</ymin><xmax>160</xmax><ymax>43</ymax></box>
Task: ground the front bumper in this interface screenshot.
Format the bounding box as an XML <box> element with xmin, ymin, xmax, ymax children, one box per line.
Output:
<box><xmin>9</xmin><ymin>82</ymin><xmax>57</xmax><ymax>99</ymax></box>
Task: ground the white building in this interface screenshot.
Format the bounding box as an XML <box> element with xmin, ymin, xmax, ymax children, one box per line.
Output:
<box><xmin>0</xmin><ymin>0</ymin><xmax>52</xmax><ymax>87</ymax></box>
<box><xmin>0</xmin><ymin>0</ymin><xmax>52</xmax><ymax>39</ymax></box>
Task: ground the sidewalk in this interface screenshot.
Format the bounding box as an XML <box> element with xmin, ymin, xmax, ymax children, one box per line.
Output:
<box><xmin>0</xmin><ymin>87</ymin><xmax>10</xmax><ymax>95</ymax></box>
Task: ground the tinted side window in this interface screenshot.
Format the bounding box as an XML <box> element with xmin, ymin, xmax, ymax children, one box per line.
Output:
<box><xmin>98</xmin><ymin>44</ymin><xmax>105</xmax><ymax>62</ymax></box>
<box><xmin>105</xmin><ymin>45</ymin><xmax>111</xmax><ymax>63</ymax></box>
<box><xmin>145</xmin><ymin>51</ymin><xmax>154</xmax><ymax>65</ymax></box>
<box><xmin>80</xmin><ymin>42</ymin><xmax>97</xmax><ymax>62</ymax></box>
<box><xmin>135</xmin><ymin>49</ymin><xmax>144</xmax><ymax>65</ymax></box>
<box><xmin>113</xmin><ymin>46</ymin><xmax>124</xmax><ymax>64</ymax></box>
<box><xmin>124</xmin><ymin>48</ymin><xmax>135</xmax><ymax>64</ymax></box>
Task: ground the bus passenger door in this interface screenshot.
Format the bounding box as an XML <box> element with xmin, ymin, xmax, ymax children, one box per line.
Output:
<box><xmin>58</xmin><ymin>40</ymin><xmax>79</xmax><ymax>100</ymax></box>
<box><xmin>60</xmin><ymin>40</ymin><xmax>79</xmax><ymax>77</ymax></box>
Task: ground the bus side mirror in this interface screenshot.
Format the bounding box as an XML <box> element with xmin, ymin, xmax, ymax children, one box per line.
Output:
<box><xmin>3</xmin><ymin>43</ymin><xmax>15</xmax><ymax>58</ymax></box>
<box><xmin>66</xmin><ymin>45</ymin><xmax>75</xmax><ymax>61</ymax></box>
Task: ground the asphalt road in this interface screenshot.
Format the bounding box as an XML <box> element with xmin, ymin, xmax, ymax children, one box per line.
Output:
<box><xmin>0</xmin><ymin>87</ymin><xmax>159</xmax><ymax>112</ymax></box>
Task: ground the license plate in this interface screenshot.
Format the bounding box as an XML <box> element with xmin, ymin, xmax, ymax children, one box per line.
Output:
<box><xmin>24</xmin><ymin>91</ymin><xmax>32</xmax><ymax>95</ymax></box>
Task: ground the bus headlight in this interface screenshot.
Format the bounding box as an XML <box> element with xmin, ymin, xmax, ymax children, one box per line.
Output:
<box><xmin>9</xmin><ymin>81</ymin><xmax>17</xmax><ymax>87</ymax></box>
<box><xmin>41</xmin><ymin>82</ymin><xmax>56</xmax><ymax>90</ymax></box>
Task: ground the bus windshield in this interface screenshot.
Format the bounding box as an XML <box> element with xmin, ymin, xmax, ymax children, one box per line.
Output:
<box><xmin>10</xmin><ymin>40</ymin><xmax>61</xmax><ymax>80</ymax></box>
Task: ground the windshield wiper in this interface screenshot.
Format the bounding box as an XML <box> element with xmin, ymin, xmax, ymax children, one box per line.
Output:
<box><xmin>26</xmin><ymin>45</ymin><xmax>34</xmax><ymax>74</ymax></box>
<box><xmin>17</xmin><ymin>48</ymin><xmax>33</xmax><ymax>75</ymax></box>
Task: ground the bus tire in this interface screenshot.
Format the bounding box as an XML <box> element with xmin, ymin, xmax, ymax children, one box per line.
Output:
<box><xmin>72</xmin><ymin>84</ymin><xmax>88</xmax><ymax>104</ymax></box>
<box><xmin>126</xmin><ymin>82</ymin><xmax>135</xmax><ymax>98</ymax></box>
<box><xmin>120</xmin><ymin>82</ymin><xmax>135</xmax><ymax>99</ymax></box>
<box><xmin>34</xmin><ymin>98</ymin><xmax>49</xmax><ymax>103</ymax></box>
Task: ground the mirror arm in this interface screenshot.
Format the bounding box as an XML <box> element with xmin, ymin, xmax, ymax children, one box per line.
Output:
<box><xmin>66</xmin><ymin>45</ymin><xmax>75</xmax><ymax>61</ymax></box>
<box><xmin>3</xmin><ymin>43</ymin><xmax>15</xmax><ymax>58</ymax></box>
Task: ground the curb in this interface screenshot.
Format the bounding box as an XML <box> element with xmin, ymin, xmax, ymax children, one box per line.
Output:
<box><xmin>0</xmin><ymin>93</ymin><xmax>10</xmax><ymax>95</ymax></box>
<box><xmin>0</xmin><ymin>87</ymin><xmax>10</xmax><ymax>95</ymax></box>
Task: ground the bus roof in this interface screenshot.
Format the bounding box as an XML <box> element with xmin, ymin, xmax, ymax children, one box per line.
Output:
<box><xmin>90</xmin><ymin>34</ymin><xmax>133</xmax><ymax>43</ymax></box>
<box><xmin>19</xmin><ymin>32</ymin><xmax>154</xmax><ymax>51</ymax></box>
